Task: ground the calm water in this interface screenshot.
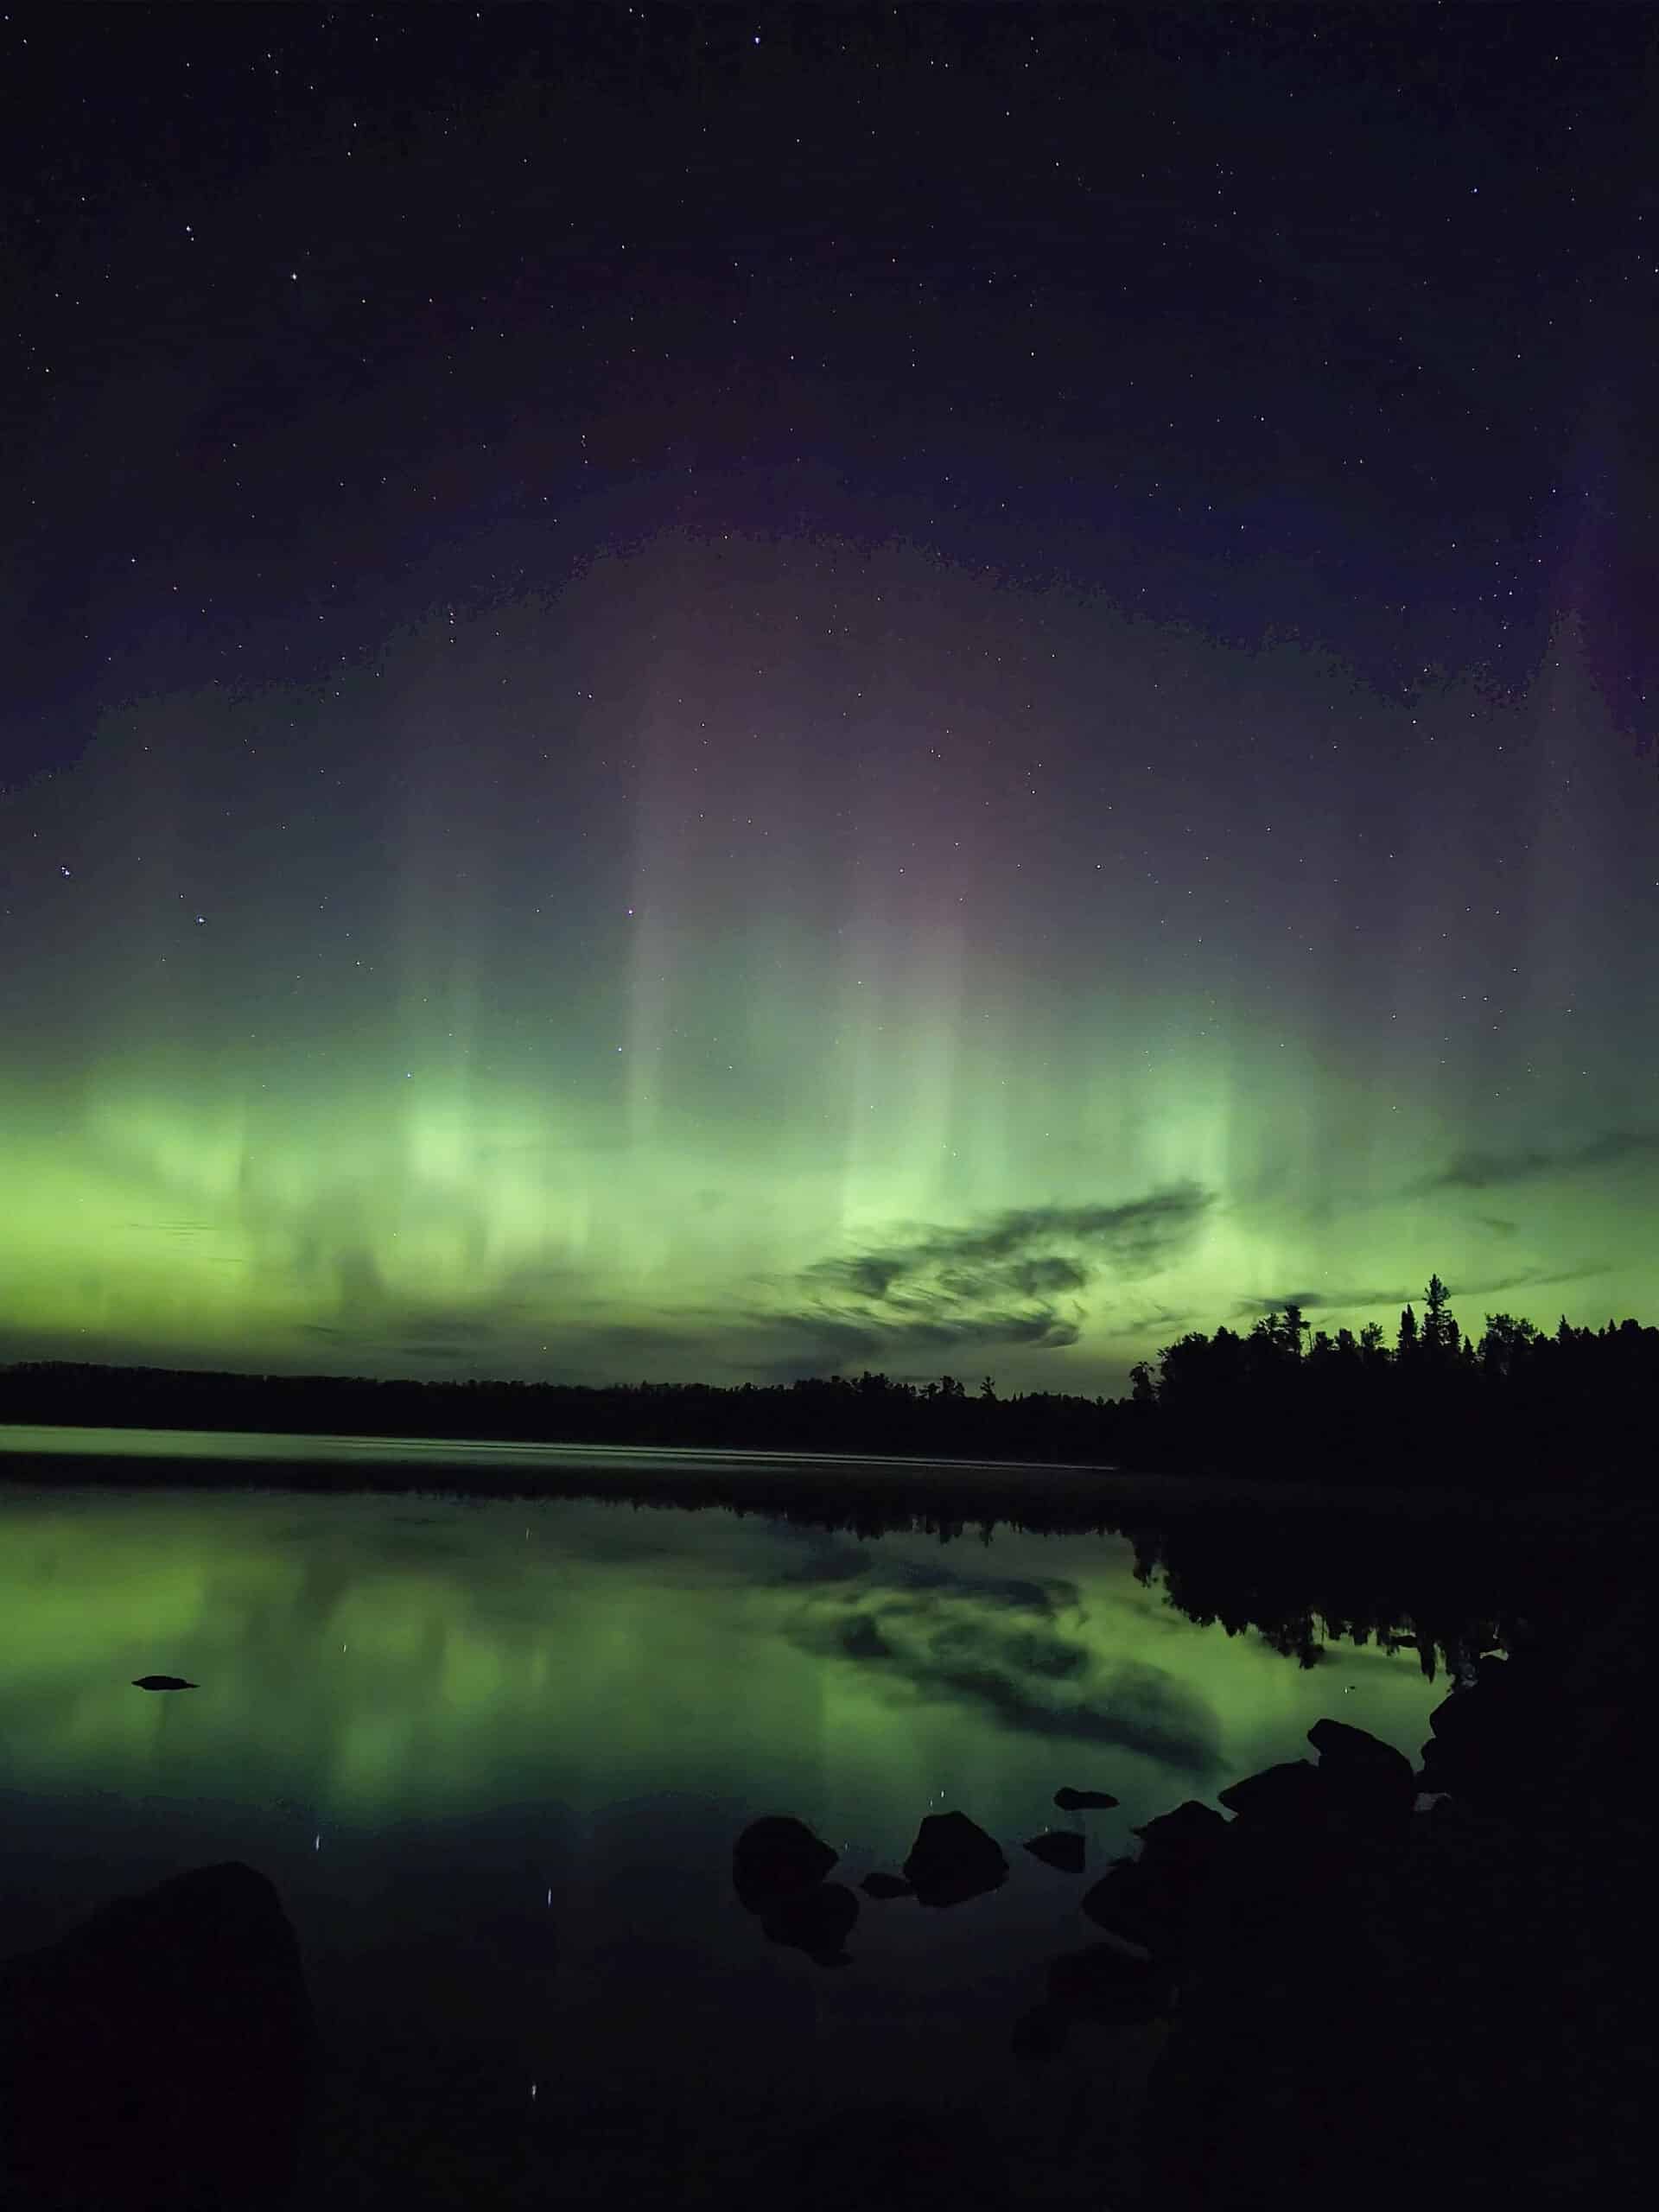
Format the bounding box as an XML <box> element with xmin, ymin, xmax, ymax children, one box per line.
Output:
<box><xmin>0</xmin><ymin>1435</ymin><xmax>1449</xmax><ymax>2202</ymax></box>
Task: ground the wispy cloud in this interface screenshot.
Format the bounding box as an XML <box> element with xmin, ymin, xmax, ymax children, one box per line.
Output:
<box><xmin>1409</xmin><ymin>1130</ymin><xmax>1659</xmax><ymax>1196</ymax></box>
<box><xmin>1452</xmin><ymin>1261</ymin><xmax>1610</xmax><ymax>1299</ymax></box>
<box><xmin>760</xmin><ymin>1185</ymin><xmax>1214</xmax><ymax>1372</ymax></box>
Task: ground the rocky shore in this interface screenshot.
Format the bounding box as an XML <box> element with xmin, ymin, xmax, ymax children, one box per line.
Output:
<box><xmin>3</xmin><ymin>1602</ymin><xmax>1649</xmax><ymax>2208</ymax></box>
<box><xmin>729</xmin><ymin>1596</ymin><xmax>1655</xmax><ymax>2207</ymax></box>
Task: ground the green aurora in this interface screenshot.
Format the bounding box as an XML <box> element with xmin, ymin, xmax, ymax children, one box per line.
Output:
<box><xmin>0</xmin><ymin>1485</ymin><xmax>1438</xmax><ymax>1832</ymax></box>
<box><xmin>3</xmin><ymin>537</ymin><xmax>1656</xmax><ymax>1397</ymax></box>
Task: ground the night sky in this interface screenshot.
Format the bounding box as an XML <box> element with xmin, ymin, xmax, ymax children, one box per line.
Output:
<box><xmin>3</xmin><ymin>3</ymin><xmax>1656</xmax><ymax>1398</ymax></box>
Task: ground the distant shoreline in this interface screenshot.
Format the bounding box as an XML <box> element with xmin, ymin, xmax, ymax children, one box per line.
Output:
<box><xmin>5</xmin><ymin>1318</ymin><xmax>1655</xmax><ymax>1500</ymax></box>
<box><xmin>1</xmin><ymin>1421</ymin><xmax>1646</xmax><ymax>1535</ymax></box>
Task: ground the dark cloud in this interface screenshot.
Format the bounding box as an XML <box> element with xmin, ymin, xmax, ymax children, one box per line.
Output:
<box><xmin>1008</xmin><ymin>1255</ymin><xmax>1092</xmax><ymax>1296</ymax></box>
<box><xmin>1108</xmin><ymin>1302</ymin><xmax>1205</xmax><ymax>1344</ymax></box>
<box><xmin>770</xmin><ymin>1185</ymin><xmax>1213</xmax><ymax>1372</ymax></box>
<box><xmin>1411</xmin><ymin>1130</ymin><xmax>1659</xmax><ymax>1196</ymax></box>
<box><xmin>1231</xmin><ymin>1285</ymin><xmax>1412</xmax><ymax>1320</ymax></box>
<box><xmin>400</xmin><ymin>1316</ymin><xmax>505</xmax><ymax>1343</ymax></box>
<box><xmin>737</xmin><ymin>1300</ymin><xmax>1082</xmax><ymax>1384</ymax></box>
<box><xmin>889</xmin><ymin>1562</ymin><xmax>1070</xmax><ymax>1612</ymax></box>
<box><xmin>294</xmin><ymin>1306</ymin><xmax>513</xmax><ymax>1364</ymax></box>
<box><xmin>771</xmin><ymin>1543</ymin><xmax>875</xmax><ymax>1588</ymax></box>
<box><xmin>817</xmin><ymin>1254</ymin><xmax>906</xmax><ymax>1301</ymax></box>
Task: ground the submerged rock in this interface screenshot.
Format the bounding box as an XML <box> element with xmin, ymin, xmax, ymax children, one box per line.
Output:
<box><xmin>903</xmin><ymin>1811</ymin><xmax>1009</xmax><ymax>1909</ymax></box>
<box><xmin>0</xmin><ymin>1861</ymin><xmax>315</xmax><ymax>2212</ymax></box>
<box><xmin>1054</xmin><ymin>1786</ymin><xmax>1119</xmax><ymax>1811</ymax></box>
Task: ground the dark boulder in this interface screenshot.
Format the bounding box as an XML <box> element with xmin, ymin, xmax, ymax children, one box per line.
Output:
<box><xmin>902</xmin><ymin>1811</ymin><xmax>1009</xmax><ymax>1909</ymax></box>
<box><xmin>1419</xmin><ymin>1656</ymin><xmax>1551</xmax><ymax>1813</ymax></box>
<box><xmin>860</xmin><ymin>1872</ymin><xmax>913</xmax><ymax>1900</ymax></box>
<box><xmin>1307</xmin><ymin>1717</ymin><xmax>1416</xmax><ymax>1830</ymax></box>
<box><xmin>1023</xmin><ymin>1828</ymin><xmax>1086</xmax><ymax>1874</ymax></box>
<box><xmin>1133</xmin><ymin>1798</ymin><xmax>1230</xmax><ymax>1867</ymax></box>
<box><xmin>1139</xmin><ymin>1613</ymin><xmax>1659</xmax><ymax>2205</ymax></box>
<box><xmin>732</xmin><ymin>1816</ymin><xmax>839</xmax><ymax>1914</ymax></box>
<box><xmin>1307</xmin><ymin>1718</ymin><xmax>1414</xmax><ymax>1785</ymax></box>
<box><xmin>1053</xmin><ymin>1786</ymin><xmax>1119</xmax><ymax>1811</ymax></box>
<box><xmin>0</xmin><ymin>1861</ymin><xmax>316</xmax><ymax>2212</ymax></box>
<box><xmin>1217</xmin><ymin>1759</ymin><xmax>1325</xmax><ymax>1827</ymax></box>
<box><xmin>760</xmin><ymin>1881</ymin><xmax>860</xmax><ymax>1967</ymax></box>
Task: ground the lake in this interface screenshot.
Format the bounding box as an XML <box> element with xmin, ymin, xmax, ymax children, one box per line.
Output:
<box><xmin>0</xmin><ymin>1429</ymin><xmax>1560</xmax><ymax>2204</ymax></box>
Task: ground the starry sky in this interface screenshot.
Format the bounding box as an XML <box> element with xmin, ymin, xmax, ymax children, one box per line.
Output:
<box><xmin>3</xmin><ymin>3</ymin><xmax>1656</xmax><ymax>1399</ymax></box>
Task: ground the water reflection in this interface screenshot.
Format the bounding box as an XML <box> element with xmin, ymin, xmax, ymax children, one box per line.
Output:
<box><xmin>0</xmin><ymin>1454</ymin><xmax>1608</xmax><ymax>2203</ymax></box>
<box><xmin>0</xmin><ymin>1483</ymin><xmax>1446</xmax><ymax>1833</ymax></box>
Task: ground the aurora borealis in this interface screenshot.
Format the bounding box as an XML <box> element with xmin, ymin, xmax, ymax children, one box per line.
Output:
<box><xmin>3</xmin><ymin>7</ymin><xmax>1656</xmax><ymax>1401</ymax></box>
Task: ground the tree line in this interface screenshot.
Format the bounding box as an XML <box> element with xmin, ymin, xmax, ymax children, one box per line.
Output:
<box><xmin>1121</xmin><ymin>1274</ymin><xmax>1656</xmax><ymax>1492</ymax></box>
<box><xmin>0</xmin><ymin>1272</ymin><xmax>1653</xmax><ymax>1493</ymax></box>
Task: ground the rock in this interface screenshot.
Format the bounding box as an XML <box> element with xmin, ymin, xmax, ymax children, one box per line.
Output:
<box><xmin>1054</xmin><ymin>1786</ymin><xmax>1119</xmax><ymax>1811</ymax></box>
<box><xmin>130</xmin><ymin>1675</ymin><xmax>195</xmax><ymax>1692</ymax></box>
<box><xmin>760</xmin><ymin>1881</ymin><xmax>860</xmax><ymax>1967</ymax></box>
<box><xmin>1133</xmin><ymin>1798</ymin><xmax>1230</xmax><ymax>1863</ymax></box>
<box><xmin>1307</xmin><ymin>1718</ymin><xmax>1414</xmax><ymax>1785</ymax></box>
<box><xmin>732</xmin><ymin>1816</ymin><xmax>839</xmax><ymax>1914</ymax></box>
<box><xmin>1307</xmin><ymin>1717</ymin><xmax>1416</xmax><ymax>1830</ymax></box>
<box><xmin>1023</xmin><ymin>1829</ymin><xmax>1086</xmax><ymax>1874</ymax></box>
<box><xmin>1419</xmin><ymin>1658</ymin><xmax>1548</xmax><ymax>1812</ymax></box>
<box><xmin>1217</xmin><ymin>1759</ymin><xmax>1325</xmax><ymax>1827</ymax></box>
<box><xmin>860</xmin><ymin>1872</ymin><xmax>913</xmax><ymax>1899</ymax></box>
<box><xmin>902</xmin><ymin>1811</ymin><xmax>1009</xmax><ymax>1909</ymax></box>
<box><xmin>0</xmin><ymin>1861</ymin><xmax>315</xmax><ymax>2212</ymax></box>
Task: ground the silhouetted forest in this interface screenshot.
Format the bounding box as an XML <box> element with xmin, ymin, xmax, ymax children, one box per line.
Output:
<box><xmin>1121</xmin><ymin>1276</ymin><xmax>1657</xmax><ymax>1494</ymax></box>
<box><xmin>1</xmin><ymin>1274</ymin><xmax>1654</xmax><ymax>1494</ymax></box>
